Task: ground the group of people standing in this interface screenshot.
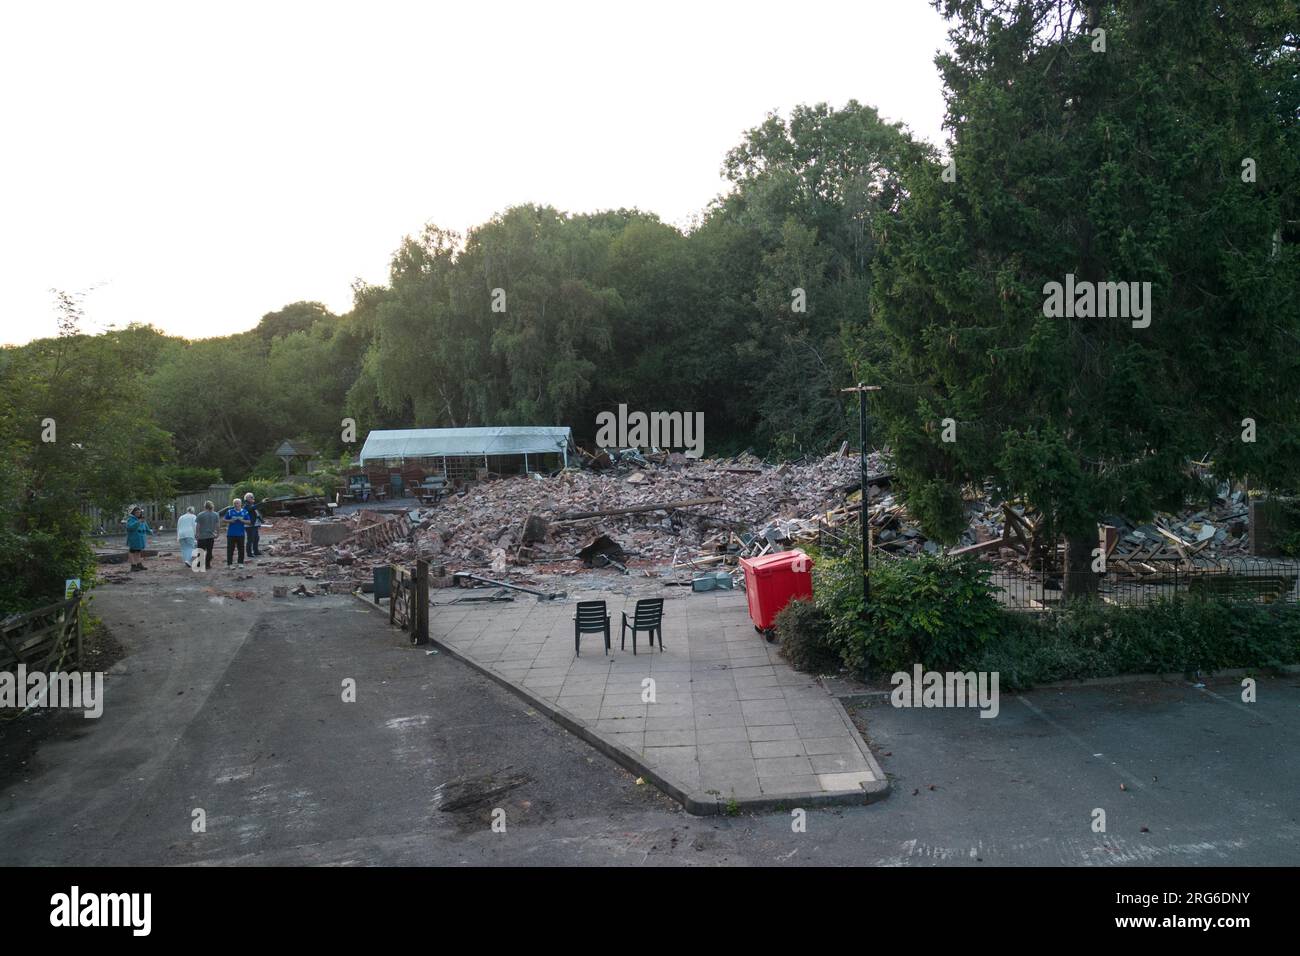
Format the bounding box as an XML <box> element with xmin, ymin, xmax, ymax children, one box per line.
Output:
<box><xmin>131</xmin><ymin>493</ymin><xmax>264</xmax><ymax>571</ymax></box>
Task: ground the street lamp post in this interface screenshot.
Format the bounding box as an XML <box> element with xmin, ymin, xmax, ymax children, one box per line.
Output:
<box><xmin>841</xmin><ymin>384</ymin><xmax>881</xmax><ymax>607</ymax></box>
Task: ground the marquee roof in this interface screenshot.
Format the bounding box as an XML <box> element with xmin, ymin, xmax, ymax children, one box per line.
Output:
<box><xmin>358</xmin><ymin>427</ymin><xmax>571</xmax><ymax>462</ymax></box>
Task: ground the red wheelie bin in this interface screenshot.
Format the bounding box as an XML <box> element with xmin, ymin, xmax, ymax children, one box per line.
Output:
<box><xmin>739</xmin><ymin>550</ymin><xmax>814</xmax><ymax>641</ymax></box>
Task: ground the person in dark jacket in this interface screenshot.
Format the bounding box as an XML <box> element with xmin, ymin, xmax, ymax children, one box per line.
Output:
<box><xmin>125</xmin><ymin>506</ymin><xmax>153</xmax><ymax>571</ymax></box>
<box><xmin>194</xmin><ymin>501</ymin><xmax>219</xmax><ymax>570</ymax></box>
<box><xmin>222</xmin><ymin>498</ymin><xmax>249</xmax><ymax>567</ymax></box>
<box><xmin>242</xmin><ymin>492</ymin><xmax>262</xmax><ymax>559</ymax></box>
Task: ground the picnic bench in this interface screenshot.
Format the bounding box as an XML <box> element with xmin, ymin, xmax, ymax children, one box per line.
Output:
<box><xmin>415</xmin><ymin>477</ymin><xmax>447</xmax><ymax>506</ymax></box>
<box><xmin>344</xmin><ymin>476</ymin><xmax>374</xmax><ymax>502</ymax></box>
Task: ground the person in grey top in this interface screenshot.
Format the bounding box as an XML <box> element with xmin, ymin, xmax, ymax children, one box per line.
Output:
<box><xmin>194</xmin><ymin>500</ymin><xmax>220</xmax><ymax>571</ymax></box>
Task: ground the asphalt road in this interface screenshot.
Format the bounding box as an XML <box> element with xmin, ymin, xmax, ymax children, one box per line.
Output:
<box><xmin>2</xmin><ymin>570</ymin><xmax>1297</xmax><ymax>866</ymax></box>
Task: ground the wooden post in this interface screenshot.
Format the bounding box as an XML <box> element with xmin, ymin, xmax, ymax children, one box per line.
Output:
<box><xmin>414</xmin><ymin>559</ymin><xmax>429</xmax><ymax>645</ymax></box>
<box><xmin>388</xmin><ymin>563</ymin><xmax>397</xmax><ymax>627</ymax></box>
<box><xmin>840</xmin><ymin>384</ymin><xmax>881</xmax><ymax>608</ymax></box>
<box><xmin>74</xmin><ymin>592</ymin><xmax>84</xmax><ymax>668</ymax></box>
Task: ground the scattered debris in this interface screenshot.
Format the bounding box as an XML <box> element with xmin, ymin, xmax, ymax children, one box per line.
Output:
<box><xmin>578</xmin><ymin>534</ymin><xmax>627</xmax><ymax>568</ymax></box>
<box><xmin>451</xmin><ymin>571</ymin><xmax>566</xmax><ymax>601</ymax></box>
<box><xmin>202</xmin><ymin>587</ymin><xmax>256</xmax><ymax>602</ymax></box>
<box><xmin>245</xmin><ymin>445</ymin><xmax>1262</xmax><ymax>598</ymax></box>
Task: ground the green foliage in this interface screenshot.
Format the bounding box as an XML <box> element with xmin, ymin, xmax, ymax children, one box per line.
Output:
<box><xmin>773</xmin><ymin>598</ymin><xmax>840</xmax><ymax>674</ymax></box>
<box><xmin>810</xmin><ymin>546</ymin><xmax>1300</xmax><ymax>688</ymax></box>
<box><xmin>247</xmin><ymin>451</ymin><xmax>294</xmax><ymax>480</ymax></box>
<box><xmin>714</xmin><ymin>102</ymin><xmax>926</xmax><ymax>455</ymax></box>
<box><xmin>0</xmin><ymin>503</ymin><xmax>96</xmax><ymax>613</ymax></box>
<box><xmin>979</xmin><ymin>599</ymin><xmax>1300</xmax><ymax>691</ymax></box>
<box><xmin>146</xmin><ymin>335</ymin><xmax>279</xmax><ymax>480</ymax></box>
<box><xmin>1257</xmin><ymin>499</ymin><xmax>1300</xmax><ymax>558</ymax></box>
<box><xmin>900</xmin><ymin>480</ymin><xmax>968</xmax><ymax>546</ymax></box>
<box><xmin>809</xmin><ymin>542</ymin><xmax>867</xmax><ymax>652</ymax></box>
<box><xmin>1</xmin><ymin>304</ymin><xmax>171</xmax><ymax>609</ymax></box>
<box><xmin>254</xmin><ymin>301</ymin><xmax>333</xmax><ymax>344</ymax></box>
<box><xmin>868</xmin><ymin>0</ymin><xmax>1300</xmax><ymax>548</ymax></box>
<box><xmin>810</xmin><ymin>543</ymin><xmax>1003</xmax><ymax>676</ymax></box>
<box><xmin>1280</xmin><ymin>533</ymin><xmax>1300</xmax><ymax>559</ymax></box>
<box><xmin>864</xmin><ymin>555</ymin><xmax>1003</xmax><ymax>674</ymax></box>
<box><xmin>164</xmin><ymin>465</ymin><xmax>223</xmax><ymax>492</ymax></box>
<box><xmin>232</xmin><ymin>476</ymin><xmax>334</xmax><ymax>502</ymax></box>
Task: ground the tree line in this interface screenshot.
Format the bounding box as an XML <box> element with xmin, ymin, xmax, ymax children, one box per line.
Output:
<box><xmin>3</xmin><ymin>0</ymin><xmax>1297</xmax><ymax>607</ymax></box>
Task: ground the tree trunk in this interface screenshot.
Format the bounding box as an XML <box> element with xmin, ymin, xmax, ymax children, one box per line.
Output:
<box><xmin>1062</xmin><ymin>530</ymin><xmax>1099</xmax><ymax>601</ymax></box>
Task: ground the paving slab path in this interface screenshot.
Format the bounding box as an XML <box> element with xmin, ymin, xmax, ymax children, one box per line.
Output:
<box><xmin>427</xmin><ymin>589</ymin><xmax>888</xmax><ymax>813</ymax></box>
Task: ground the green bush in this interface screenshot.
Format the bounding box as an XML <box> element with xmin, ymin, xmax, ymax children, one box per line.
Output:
<box><xmin>973</xmin><ymin>608</ymin><xmax>1112</xmax><ymax>689</ymax></box>
<box><xmin>812</xmin><ymin>547</ymin><xmax>1003</xmax><ymax>677</ymax></box>
<box><xmin>977</xmin><ymin>598</ymin><xmax>1300</xmax><ymax>690</ymax></box>
<box><xmin>248</xmin><ymin>452</ymin><xmax>292</xmax><ymax>481</ymax></box>
<box><xmin>774</xmin><ymin>598</ymin><xmax>840</xmax><ymax>674</ymax></box>
<box><xmin>1255</xmin><ymin>498</ymin><xmax>1300</xmax><ymax>558</ymax></box>
<box><xmin>232</xmin><ymin>476</ymin><xmax>335</xmax><ymax>503</ymax></box>
<box><xmin>0</xmin><ymin>505</ymin><xmax>96</xmax><ymax>614</ymax></box>
<box><xmin>863</xmin><ymin>554</ymin><xmax>1004</xmax><ymax>674</ymax></box>
<box><xmin>809</xmin><ymin>534</ymin><xmax>1300</xmax><ymax>687</ymax></box>
<box><xmin>163</xmin><ymin>465</ymin><xmax>223</xmax><ymax>493</ymax></box>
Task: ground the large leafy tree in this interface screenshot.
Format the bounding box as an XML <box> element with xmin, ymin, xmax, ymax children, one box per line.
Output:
<box><xmin>706</xmin><ymin>102</ymin><xmax>928</xmax><ymax>456</ymax></box>
<box><xmin>148</xmin><ymin>334</ymin><xmax>286</xmax><ymax>478</ymax></box>
<box><xmin>254</xmin><ymin>301</ymin><xmax>334</xmax><ymax>344</ymax></box>
<box><xmin>468</xmin><ymin>206</ymin><xmax>619</xmax><ymax>426</ymax></box>
<box><xmin>870</xmin><ymin>0</ymin><xmax>1300</xmax><ymax>596</ymax></box>
<box><xmin>363</xmin><ymin>227</ymin><xmax>485</xmax><ymax>428</ymax></box>
<box><xmin>1</xmin><ymin>298</ymin><xmax>174</xmax><ymax>608</ymax></box>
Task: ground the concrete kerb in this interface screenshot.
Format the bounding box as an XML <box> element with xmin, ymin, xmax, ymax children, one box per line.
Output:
<box><xmin>350</xmin><ymin>589</ymin><xmax>890</xmax><ymax>815</ymax></box>
<box><xmin>832</xmin><ymin>663</ymin><xmax>1300</xmax><ymax>709</ymax></box>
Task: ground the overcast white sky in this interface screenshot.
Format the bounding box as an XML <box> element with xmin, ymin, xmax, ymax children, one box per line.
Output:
<box><xmin>0</xmin><ymin>0</ymin><xmax>952</xmax><ymax>346</ymax></box>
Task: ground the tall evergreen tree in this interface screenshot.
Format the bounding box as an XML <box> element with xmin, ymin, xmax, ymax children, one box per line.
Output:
<box><xmin>870</xmin><ymin>0</ymin><xmax>1300</xmax><ymax>596</ymax></box>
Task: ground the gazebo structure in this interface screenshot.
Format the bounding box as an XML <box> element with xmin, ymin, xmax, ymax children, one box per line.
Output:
<box><xmin>273</xmin><ymin>438</ymin><xmax>320</xmax><ymax>476</ymax></box>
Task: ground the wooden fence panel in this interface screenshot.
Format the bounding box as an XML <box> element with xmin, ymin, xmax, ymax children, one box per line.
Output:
<box><xmin>175</xmin><ymin>485</ymin><xmax>234</xmax><ymax>516</ymax></box>
<box><xmin>81</xmin><ymin>483</ymin><xmax>234</xmax><ymax>535</ymax></box>
<box><xmin>0</xmin><ymin>594</ymin><xmax>82</xmax><ymax>672</ymax></box>
<box><xmin>386</xmin><ymin>562</ymin><xmax>428</xmax><ymax>646</ymax></box>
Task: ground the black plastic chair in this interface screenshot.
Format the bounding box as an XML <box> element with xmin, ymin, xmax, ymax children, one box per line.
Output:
<box><xmin>621</xmin><ymin>599</ymin><xmax>664</xmax><ymax>655</ymax></box>
<box><xmin>574</xmin><ymin>601</ymin><xmax>610</xmax><ymax>657</ymax></box>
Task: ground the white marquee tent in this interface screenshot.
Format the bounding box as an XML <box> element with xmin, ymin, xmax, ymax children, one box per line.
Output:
<box><xmin>358</xmin><ymin>426</ymin><xmax>570</xmax><ymax>468</ymax></box>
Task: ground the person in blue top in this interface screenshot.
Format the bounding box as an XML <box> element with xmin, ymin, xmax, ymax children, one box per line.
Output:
<box><xmin>242</xmin><ymin>492</ymin><xmax>262</xmax><ymax>559</ymax></box>
<box><xmin>125</xmin><ymin>505</ymin><xmax>153</xmax><ymax>572</ymax></box>
<box><xmin>222</xmin><ymin>498</ymin><xmax>249</xmax><ymax>567</ymax></box>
